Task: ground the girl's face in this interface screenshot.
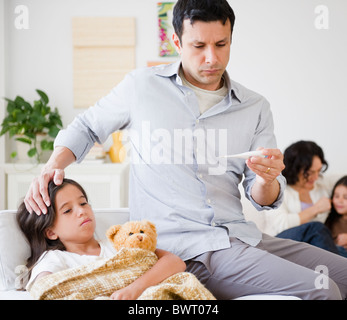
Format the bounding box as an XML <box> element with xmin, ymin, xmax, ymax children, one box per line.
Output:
<box><xmin>45</xmin><ymin>184</ymin><xmax>96</xmax><ymax>248</ymax></box>
<box><xmin>332</xmin><ymin>185</ymin><xmax>347</xmax><ymax>216</ymax></box>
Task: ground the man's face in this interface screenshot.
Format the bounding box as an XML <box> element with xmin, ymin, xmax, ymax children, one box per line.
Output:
<box><xmin>173</xmin><ymin>19</ymin><xmax>232</xmax><ymax>91</ymax></box>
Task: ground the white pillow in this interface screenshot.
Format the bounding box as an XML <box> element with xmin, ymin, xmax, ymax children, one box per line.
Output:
<box><xmin>94</xmin><ymin>208</ymin><xmax>130</xmax><ymax>240</ymax></box>
<box><xmin>0</xmin><ymin>208</ymin><xmax>130</xmax><ymax>291</ymax></box>
<box><xmin>0</xmin><ymin>210</ymin><xmax>30</xmax><ymax>291</ymax></box>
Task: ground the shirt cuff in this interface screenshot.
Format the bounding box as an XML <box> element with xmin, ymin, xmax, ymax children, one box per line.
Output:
<box><xmin>248</xmin><ymin>174</ymin><xmax>286</xmax><ymax>211</ymax></box>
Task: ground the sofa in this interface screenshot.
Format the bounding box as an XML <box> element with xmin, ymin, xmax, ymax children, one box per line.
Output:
<box><xmin>2</xmin><ymin>171</ymin><xmax>344</xmax><ymax>300</ymax></box>
<box><xmin>0</xmin><ymin>205</ymin><xmax>303</xmax><ymax>300</ymax></box>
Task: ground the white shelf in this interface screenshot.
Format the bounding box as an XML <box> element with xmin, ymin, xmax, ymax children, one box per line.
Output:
<box><xmin>3</xmin><ymin>161</ymin><xmax>130</xmax><ymax>210</ymax></box>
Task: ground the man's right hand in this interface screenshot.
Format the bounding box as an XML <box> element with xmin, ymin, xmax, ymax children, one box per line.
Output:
<box><xmin>24</xmin><ymin>146</ymin><xmax>77</xmax><ymax>215</ymax></box>
<box><xmin>24</xmin><ymin>168</ymin><xmax>65</xmax><ymax>215</ymax></box>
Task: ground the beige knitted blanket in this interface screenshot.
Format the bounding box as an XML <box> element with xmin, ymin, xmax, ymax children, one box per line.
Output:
<box><xmin>29</xmin><ymin>247</ymin><xmax>215</xmax><ymax>300</ymax></box>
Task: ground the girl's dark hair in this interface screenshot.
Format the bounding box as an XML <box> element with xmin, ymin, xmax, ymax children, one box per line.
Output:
<box><xmin>325</xmin><ymin>176</ymin><xmax>347</xmax><ymax>231</ymax></box>
<box><xmin>282</xmin><ymin>140</ymin><xmax>328</xmax><ymax>185</ymax></box>
<box><xmin>172</xmin><ymin>0</ymin><xmax>236</xmax><ymax>41</ymax></box>
<box><xmin>16</xmin><ymin>179</ymin><xmax>88</xmax><ymax>270</ymax></box>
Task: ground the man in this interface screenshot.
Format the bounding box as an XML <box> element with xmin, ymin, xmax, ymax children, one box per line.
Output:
<box><xmin>24</xmin><ymin>0</ymin><xmax>346</xmax><ymax>299</ymax></box>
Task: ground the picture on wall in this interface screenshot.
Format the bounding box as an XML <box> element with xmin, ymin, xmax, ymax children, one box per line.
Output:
<box><xmin>158</xmin><ymin>2</ymin><xmax>178</xmax><ymax>57</ymax></box>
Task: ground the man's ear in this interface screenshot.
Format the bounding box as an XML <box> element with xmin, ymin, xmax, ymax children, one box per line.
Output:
<box><xmin>172</xmin><ymin>32</ymin><xmax>182</xmax><ymax>54</ymax></box>
<box><xmin>45</xmin><ymin>228</ymin><xmax>58</xmax><ymax>240</ymax></box>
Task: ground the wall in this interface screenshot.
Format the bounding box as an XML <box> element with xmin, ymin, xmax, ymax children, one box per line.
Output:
<box><xmin>3</xmin><ymin>0</ymin><xmax>173</xmax><ymax>156</ymax></box>
<box><xmin>1</xmin><ymin>0</ymin><xmax>347</xmax><ymax>175</ymax></box>
<box><xmin>0</xmin><ymin>0</ymin><xmax>5</xmax><ymax>209</ymax></box>
<box><xmin>228</xmin><ymin>0</ymin><xmax>347</xmax><ymax>174</ymax></box>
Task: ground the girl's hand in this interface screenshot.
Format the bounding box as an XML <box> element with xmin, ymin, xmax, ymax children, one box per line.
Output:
<box><xmin>336</xmin><ymin>233</ymin><xmax>347</xmax><ymax>248</ymax></box>
<box><xmin>313</xmin><ymin>197</ymin><xmax>331</xmax><ymax>215</ymax></box>
<box><xmin>110</xmin><ymin>283</ymin><xmax>143</xmax><ymax>300</ymax></box>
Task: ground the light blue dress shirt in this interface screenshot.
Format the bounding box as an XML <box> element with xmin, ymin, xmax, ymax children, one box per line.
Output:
<box><xmin>55</xmin><ymin>61</ymin><xmax>285</xmax><ymax>260</ymax></box>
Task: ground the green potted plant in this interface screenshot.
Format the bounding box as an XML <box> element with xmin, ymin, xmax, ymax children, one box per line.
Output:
<box><xmin>0</xmin><ymin>89</ymin><xmax>63</xmax><ymax>163</ymax></box>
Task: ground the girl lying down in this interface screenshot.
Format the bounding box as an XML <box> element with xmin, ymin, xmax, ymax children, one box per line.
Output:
<box><xmin>16</xmin><ymin>178</ymin><xmax>186</xmax><ymax>300</ymax></box>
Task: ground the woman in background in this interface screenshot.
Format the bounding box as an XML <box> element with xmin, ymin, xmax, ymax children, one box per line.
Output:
<box><xmin>264</xmin><ymin>140</ymin><xmax>346</xmax><ymax>257</ymax></box>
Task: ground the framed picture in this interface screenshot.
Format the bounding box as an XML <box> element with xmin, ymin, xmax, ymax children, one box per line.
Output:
<box><xmin>158</xmin><ymin>2</ymin><xmax>178</xmax><ymax>57</ymax></box>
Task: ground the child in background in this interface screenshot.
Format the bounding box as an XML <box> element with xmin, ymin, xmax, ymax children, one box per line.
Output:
<box><xmin>16</xmin><ymin>178</ymin><xmax>186</xmax><ymax>300</ymax></box>
<box><xmin>325</xmin><ymin>176</ymin><xmax>347</xmax><ymax>257</ymax></box>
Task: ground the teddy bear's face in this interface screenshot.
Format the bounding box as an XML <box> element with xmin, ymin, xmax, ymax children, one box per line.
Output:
<box><xmin>106</xmin><ymin>220</ymin><xmax>157</xmax><ymax>252</ymax></box>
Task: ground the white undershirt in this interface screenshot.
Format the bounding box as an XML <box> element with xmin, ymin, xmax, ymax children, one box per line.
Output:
<box><xmin>179</xmin><ymin>69</ymin><xmax>228</xmax><ymax>114</ymax></box>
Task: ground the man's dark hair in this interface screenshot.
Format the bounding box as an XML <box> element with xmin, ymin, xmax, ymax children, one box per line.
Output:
<box><xmin>172</xmin><ymin>0</ymin><xmax>236</xmax><ymax>41</ymax></box>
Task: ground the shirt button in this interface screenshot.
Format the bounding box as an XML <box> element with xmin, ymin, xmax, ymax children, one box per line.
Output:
<box><xmin>196</xmin><ymin>119</ymin><xmax>199</xmax><ymax>124</ymax></box>
<box><xmin>207</xmin><ymin>199</ymin><xmax>211</xmax><ymax>204</ymax></box>
<box><xmin>211</xmin><ymin>222</ymin><xmax>216</xmax><ymax>227</ymax></box>
<box><xmin>198</xmin><ymin>174</ymin><xmax>203</xmax><ymax>179</ymax></box>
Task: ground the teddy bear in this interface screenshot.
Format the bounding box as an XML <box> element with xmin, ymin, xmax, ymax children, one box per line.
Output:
<box><xmin>105</xmin><ymin>220</ymin><xmax>216</xmax><ymax>300</ymax></box>
<box><xmin>106</xmin><ymin>220</ymin><xmax>157</xmax><ymax>252</ymax></box>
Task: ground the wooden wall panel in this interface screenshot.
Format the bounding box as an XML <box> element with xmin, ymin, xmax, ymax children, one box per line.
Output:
<box><xmin>72</xmin><ymin>17</ymin><xmax>135</xmax><ymax>108</ymax></box>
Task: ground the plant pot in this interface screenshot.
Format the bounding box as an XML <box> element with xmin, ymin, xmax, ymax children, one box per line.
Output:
<box><xmin>15</xmin><ymin>138</ymin><xmax>31</xmax><ymax>163</ymax></box>
<box><xmin>14</xmin><ymin>134</ymin><xmax>52</xmax><ymax>163</ymax></box>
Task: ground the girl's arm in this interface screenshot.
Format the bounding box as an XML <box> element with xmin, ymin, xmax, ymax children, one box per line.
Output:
<box><xmin>299</xmin><ymin>197</ymin><xmax>331</xmax><ymax>224</ymax></box>
<box><xmin>336</xmin><ymin>233</ymin><xmax>347</xmax><ymax>248</ymax></box>
<box><xmin>110</xmin><ymin>249</ymin><xmax>186</xmax><ymax>300</ymax></box>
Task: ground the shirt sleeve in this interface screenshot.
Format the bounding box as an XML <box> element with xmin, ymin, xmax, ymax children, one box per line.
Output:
<box><xmin>245</xmin><ymin>174</ymin><xmax>286</xmax><ymax>211</ymax></box>
<box><xmin>54</xmin><ymin>72</ymin><xmax>135</xmax><ymax>162</ymax></box>
<box><xmin>242</xmin><ymin>97</ymin><xmax>286</xmax><ymax>210</ymax></box>
<box><xmin>25</xmin><ymin>250</ymin><xmax>68</xmax><ymax>291</ymax></box>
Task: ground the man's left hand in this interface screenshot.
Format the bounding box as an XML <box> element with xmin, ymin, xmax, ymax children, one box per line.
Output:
<box><xmin>246</xmin><ymin>147</ymin><xmax>285</xmax><ymax>185</ymax></box>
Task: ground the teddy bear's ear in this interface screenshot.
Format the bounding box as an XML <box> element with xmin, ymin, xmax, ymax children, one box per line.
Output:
<box><xmin>142</xmin><ymin>220</ymin><xmax>156</xmax><ymax>233</ymax></box>
<box><xmin>106</xmin><ymin>225</ymin><xmax>122</xmax><ymax>243</ymax></box>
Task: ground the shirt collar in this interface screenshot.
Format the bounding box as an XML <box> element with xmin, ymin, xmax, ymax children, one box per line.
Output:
<box><xmin>153</xmin><ymin>60</ymin><xmax>243</xmax><ymax>103</ymax></box>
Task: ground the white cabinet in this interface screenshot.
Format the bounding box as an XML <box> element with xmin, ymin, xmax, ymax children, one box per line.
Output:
<box><xmin>4</xmin><ymin>162</ymin><xmax>130</xmax><ymax>210</ymax></box>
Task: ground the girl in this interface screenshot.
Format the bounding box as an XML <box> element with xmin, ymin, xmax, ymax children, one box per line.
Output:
<box><xmin>325</xmin><ymin>176</ymin><xmax>347</xmax><ymax>256</ymax></box>
<box><xmin>16</xmin><ymin>178</ymin><xmax>186</xmax><ymax>300</ymax></box>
